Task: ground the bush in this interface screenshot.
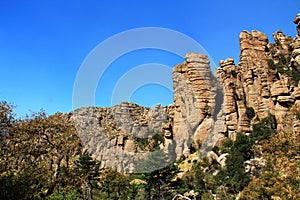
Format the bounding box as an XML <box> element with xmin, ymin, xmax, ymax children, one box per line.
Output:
<box><xmin>48</xmin><ymin>187</ymin><xmax>80</xmax><ymax>200</ymax></box>
<box><xmin>212</xmin><ymin>146</ymin><xmax>220</xmax><ymax>156</ymax></box>
<box><xmin>215</xmin><ymin>133</ymin><xmax>252</xmax><ymax>193</ymax></box>
<box><xmin>246</xmin><ymin>106</ymin><xmax>255</xmax><ymax>119</ymax></box>
<box><xmin>250</xmin><ymin>114</ymin><xmax>276</xmax><ymax>142</ymax></box>
<box><xmin>133</xmin><ymin>137</ymin><xmax>149</xmax><ymax>150</ymax></box>
<box><xmin>267</xmin><ymin>54</ymin><xmax>300</xmax><ymax>85</ymax></box>
<box><xmin>229</xmin><ymin>70</ymin><xmax>237</xmax><ymax>77</ymax></box>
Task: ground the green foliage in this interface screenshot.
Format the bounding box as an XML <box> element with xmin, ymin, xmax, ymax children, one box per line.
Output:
<box><xmin>133</xmin><ymin>136</ymin><xmax>149</xmax><ymax>150</ymax></box>
<box><xmin>229</xmin><ymin>70</ymin><xmax>237</xmax><ymax>77</ymax></box>
<box><xmin>246</xmin><ymin>106</ymin><xmax>255</xmax><ymax>119</ymax></box>
<box><xmin>267</xmin><ymin>54</ymin><xmax>300</xmax><ymax>86</ymax></box>
<box><xmin>240</xmin><ymin>108</ymin><xmax>300</xmax><ymax>198</ymax></box>
<box><xmin>215</xmin><ymin>133</ymin><xmax>252</xmax><ymax>193</ymax></box>
<box><xmin>0</xmin><ymin>172</ymin><xmax>34</xmax><ymax>200</ymax></box>
<box><xmin>267</xmin><ymin>59</ymin><xmax>276</xmax><ymax>70</ymax></box>
<box><xmin>151</xmin><ymin>133</ymin><xmax>165</xmax><ymax>150</ymax></box>
<box><xmin>219</xmin><ymin>138</ymin><xmax>233</xmax><ymax>154</ymax></box>
<box><xmin>250</xmin><ymin>114</ymin><xmax>276</xmax><ymax>142</ymax></box>
<box><xmin>76</xmin><ymin>153</ymin><xmax>100</xmax><ymax>178</ymax></box>
<box><xmin>291</xmin><ymin>68</ymin><xmax>300</xmax><ymax>86</ymax></box>
<box><xmin>0</xmin><ymin>100</ymin><xmax>294</xmax><ymax>199</ymax></box>
<box><xmin>96</xmin><ymin>168</ymin><xmax>130</xmax><ymax>200</ymax></box>
<box><xmin>215</xmin><ymin>115</ymin><xmax>277</xmax><ymax>195</ymax></box>
<box><xmin>135</xmin><ymin>162</ymin><xmax>180</xmax><ymax>200</ymax></box>
<box><xmin>75</xmin><ymin>153</ymin><xmax>100</xmax><ymax>199</ymax></box>
<box><xmin>212</xmin><ymin>146</ymin><xmax>220</xmax><ymax>156</ymax></box>
<box><xmin>267</xmin><ymin>56</ymin><xmax>287</xmax><ymax>73</ymax></box>
<box><xmin>133</xmin><ymin>131</ymin><xmax>165</xmax><ymax>151</ymax></box>
<box><xmin>0</xmin><ymin>102</ymin><xmax>85</xmax><ymax>199</ymax></box>
<box><xmin>181</xmin><ymin>161</ymin><xmax>206</xmax><ymax>194</ymax></box>
<box><xmin>48</xmin><ymin>186</ymin><xmax>80</xmax><ymax>200</ymax></box>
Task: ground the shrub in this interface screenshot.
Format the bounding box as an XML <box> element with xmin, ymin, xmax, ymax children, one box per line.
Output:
<box><xmin>250</xmin><ymin>114</ymin><xmax>276</xmax><ymax>142</ymax></box>
<box><xmin>212</xmin><ymin>146</ymin><xmax>220</xmax><ymax>155</ymax></box>
<box><xmin>215</xmin><ymin>133</ymin><xmax>252</xmax><ymax>193</ymax></box>
<box><xmin>229</xmin><ymin>70</ymin><xmax>237</xmax><ymax>77</ymax></box>
<box><xmin>267</xmin><ymin>54</ymin><xmax>300</xmax><ymax>85</ymax></box>
<box><xmin>133</xmin><ymin>137</ymin><xmax>149</xmax><ymax>150</ymax></box>
<box><xmin>246</xmin><ymin>106</ymin><xmax>255</xmax><ymax>119</ymax></box>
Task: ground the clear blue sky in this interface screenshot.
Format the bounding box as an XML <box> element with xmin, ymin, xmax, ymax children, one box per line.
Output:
<box><xmin>0</xmin><ymin>0</ymin><xmax>299</xmax><ymax>117</ymax></box>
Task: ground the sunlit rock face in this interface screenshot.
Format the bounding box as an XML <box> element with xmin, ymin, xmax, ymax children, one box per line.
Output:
<box><xmin>71</xmin><ymin>53</ymin><xmax>222</xmax><ymax>171</ymax></box>
<box><xmin>172</xmin><ymin>53</ymin><xmax>219</xmax><ymax>156</ymax></box>
<box><xmin>71</xmin><ymin>13</ymin><xmax>300</xmax><ymax>172</ymax></box>
<box><xmin>71</xmin><ymin>103</ymin><xmax>172</xmax><ymax>173</ymax></box>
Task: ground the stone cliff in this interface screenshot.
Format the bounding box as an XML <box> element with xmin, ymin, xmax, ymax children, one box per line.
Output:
<box><xmin>216</xmin><ymin>13</ymin><xmax>300</xmax><ymax>138</ymax></box>
<box><xmin>172</xmin><ymin>53</ymin><xmax>218</xmax><ymax>155</ymax></box>
<box><xmin>71</xmin><ymin>13</ymin><xmax>300</xmax><ymax>172</ymax></box>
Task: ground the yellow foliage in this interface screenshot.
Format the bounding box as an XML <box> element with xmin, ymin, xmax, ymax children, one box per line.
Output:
<box><xmin>240</xmin><ymin>106</ymin><xmax>300</xmax><ymax>199</ymax></box>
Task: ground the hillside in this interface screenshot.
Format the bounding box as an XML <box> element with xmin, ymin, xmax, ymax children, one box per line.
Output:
<box><xmin>1</xmin><ymin>13</ymin><xmax>300</xmax><ymax>200</ymax></box>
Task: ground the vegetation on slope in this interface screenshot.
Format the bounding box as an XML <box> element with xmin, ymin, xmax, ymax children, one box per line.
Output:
<box><xmin>1</xmin><ymin>95</ymin><xmax>300</xmax><ymax>199</ymax></box>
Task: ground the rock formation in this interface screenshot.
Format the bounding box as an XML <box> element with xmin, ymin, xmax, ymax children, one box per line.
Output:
<box><xmin>70</xmin><ymin>13</ymin><xmax>300</xmax><ymax>172</ymax></box>
<box><xmin>215</xmin><ymin>13</ymin><xmax>300</xmax><ymax>137</ymax></box>
<box><xmin>71</xmin><ymin>103</ymin><xmax>173</xmax><ymax>172</ymax></box>
<box><xmin>172</xmin><ymin>53</ymin><xmax>217</xmax><ymax>156</ymax></box>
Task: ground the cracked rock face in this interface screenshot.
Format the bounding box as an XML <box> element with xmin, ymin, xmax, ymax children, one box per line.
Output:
<box><xmin>172</xmin><ymin>53</ymin><xmax>220</xmax><ymax>156</ymax></box>
<box><xmin>71</xmin><ymin>53</ymin><xmax>223</xmax><ymax>171</ymax></box>
<box><xmin>71</xmin><ymin>103</ymin><xmax>173</xmax><ymax>173</ymax></box>
<box><xmin>214</xmin><ymin>13</ymin><xmax>300</xmax><ymax>136</ymax></box>
<box><xmin>70</xmin><ymin>13</ymin><xmax>300</xmax><ymax>172</ymax></box>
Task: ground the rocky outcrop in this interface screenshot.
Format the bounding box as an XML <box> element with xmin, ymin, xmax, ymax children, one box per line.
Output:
<box><xmin>172</xmin><ymin>53</ymin><xmax>217</xmax><ymax>156</ymax></box>
<box><xmin>216</xmin><ymin>30</ymin><xmax>276</xmax><ymax>139</ymax></box>
<box><xmin>239</xmin><ymin>30</ymin><xmax>274</xmax><ymax>119</ymax></box>
<box><xmin>70</xmin><ymin>13</ymin><xmax>300</xmax><ymax>172</ymax></box>
<box><xmin>292</xmin><ymin>13</ymin><xmax>300</xmax><ymax>72</ymax></box>
<box><xmin>71</xmin><ymin>53</ymin><xmax>225</xmax><ymax>171</ymax></box>
<box><xmin>272</xmin><ymin>30</ymin><xmax>293</xmax><ymax>57</ymax></box>
<box><xmin>244</xmin><ymin>157</ymin><xmax>265</xmax><ymax>177</ymax></box>
<box><xmin>214</xmin><ymin>13</ymin><xmax>300</xmax><ymax>137</ymax></box>
<box><xmin>71</xmin><ymin>103</ymin><xmax>173</xmax><ymax>172</ymax></box>
<box><xmin>292</xmin><ymin>36</ymin><xmax>300</xmax><ymax>70</ymax></box>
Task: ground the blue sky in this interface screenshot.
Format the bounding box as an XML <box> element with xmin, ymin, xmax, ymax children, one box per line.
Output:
<box><xmin>0</xmin><ymin>0</ymin><xmax>299</xmax><ymax>117</ymax></box>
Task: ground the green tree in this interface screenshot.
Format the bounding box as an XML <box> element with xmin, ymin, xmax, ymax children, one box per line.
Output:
<box><xmin>215</xmin><ymin>133</ymin><xmax>252</xmax><ymax>194</ymax></box>
<box><xmin>75</xmin><ymin>152</ymin><xmax>100</xmax><ymax>200</ymax></box>
<box><xmin>240</xmin><ymin>107</ymin><xmax>300</xmax><ymax>199</ymax></box>
<box><xmin>95</xmin><ymin>168</ymin><xmax>130</xmax><ymax>199</ymax></box>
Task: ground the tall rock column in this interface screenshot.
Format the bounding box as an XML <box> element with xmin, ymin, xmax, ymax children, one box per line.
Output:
<box><xmin>239</xmin><ymin>30</ymin><xmax>275</xmax><ymax>119</ymax></box>
<box><xmin>172</xmin><ymin>53</ymin><xmax>216</xmax><ymax>157</ymax></box>
<box><xmin>216</xmin><ymin>58</ymin><xmax>251</xmax><ymax>140</ymax></box>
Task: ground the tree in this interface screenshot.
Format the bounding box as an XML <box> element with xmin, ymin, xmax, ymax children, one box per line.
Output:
<box><xmin>0</xmin><ymin>107</ymin><xmax>83</xmax><ymax>199</ymax></box>
<box><xmin>240</xmin><ymin>107</ymin><xmax>300</xmax><ymax>199</ymax></box>
<box><xmin>97</xmin><ymin>168</ymin><xmax>130</xmax><ymax>199</ymax></box>
<box><xmin>215</xmin><ymin>133</ymin><xmax>252</xmax><ymax>194</ymax></box>
<box><xmin>75</xmin><ymin>152</ymin><xmax>100</xmax><ymax>200</ymax></box>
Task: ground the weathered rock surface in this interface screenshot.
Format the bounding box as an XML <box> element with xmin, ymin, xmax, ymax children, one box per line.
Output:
<box><xmin>70</xmin><ymin>13</ymin><xmax>300</xmax><ymax>172</ymax></box>
<box><xmin>215</xmin><ymin>13</ymin><xmax>300</xmax><ymax>136</ymax></box>
<box><xmin>173</xmin><ymin>53</ymin><xmax>217</xmax><ymax>156</ymax></box>
<box><xmin>71</xmin><ymin>103</ymin><xmax>173</xmax><ymax>172</ymax></box>
<box><xmin>292</xmin><ymin>36</ymin><xmax>300</xmax><ymax>70</ymax></box>
<box><xmin>217</xmin><ymin>153</ymin><xmax>228</xmax><ymax>168</ymax></box>
<box><xmin>273</xmin><ymin>30</ymin><xmax>293</xmax><ymax>57</ymax></box>
<box><xmin>245</xmin><ymin>157</ymin><xmax>265</xmax><ymax>177</ymax></box>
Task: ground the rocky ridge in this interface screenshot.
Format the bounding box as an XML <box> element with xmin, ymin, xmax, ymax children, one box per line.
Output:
<box><xmin>71</xmin><ymin>13</ymin><xmax>300</xmax><ymax>172</ymax></box>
